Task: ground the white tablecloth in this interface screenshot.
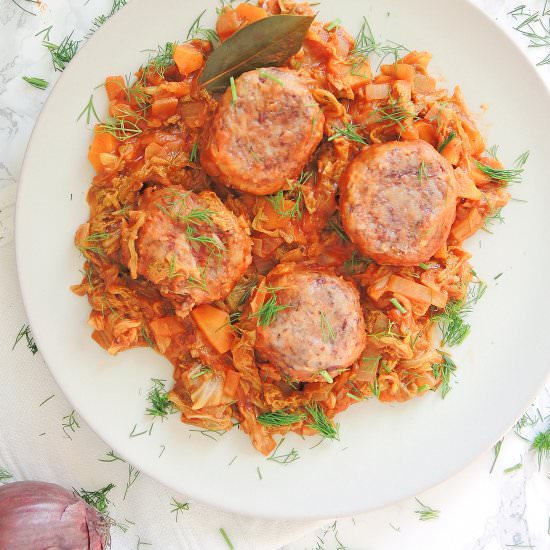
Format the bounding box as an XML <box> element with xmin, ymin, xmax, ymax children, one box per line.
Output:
<box><xmin>1</xmin><ymin>0</ymin><xmax>549</xmax><ymax>549</ymax></box>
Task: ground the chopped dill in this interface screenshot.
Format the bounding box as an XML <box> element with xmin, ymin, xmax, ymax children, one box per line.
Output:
<box><xmin>343</xmin><ymin>251</ymin><xmax>372</xmax><ymax>275</ymax></box>
<box><xmin>181</xmin><ymin>208</ymin><xmax>216</xmax><ymax>226</ymax></box>
<box><xmin>13</xmin><ymin>324</ymin><xmax>38</xmax><ymax>355</ymax></box>
<box><xmin>145</xmin><ymin>378</ymin><xmax>176</xmax><ymax>420</ymax></box>
<box><xmin>89</xmin><ymin>0</ymin><xmax>128</xmax><ymax>34</ymax></box>
<box><xmin>490</xmin><ymin>438</ymin><xmax>504</xmax><ymax>473</ymax></box>
<box><xmin>230</xmin><ymin>76</ymin><xmax>238</xmax><ymax>104</ymax></box>
<box><xmin>418</xmin><ymin>160</ymin><xmax>429</xmax><ymax>184</ymax></box>
<box><xmin>375</xmin><ymin>102</ymin><xmax>416</xmax><ymax>131</ymax></box>
<box><xmin>328</xmin><ymin>122</ymin><xmax>367</xmax><ymax>145</ymax></box>
<box><xmin>256</xmin><ymin>466</ymin><xmax>263</xmax><ymax>480</ymax></box>
<box><xmin>187</xmin><ymin>9</ymin><xmax>220</xmax><ymax>45</ymax></box>
<box><xmin>219</xmin><ymin>527</ymin><xmax>235</xmax><ymax>550</ymax></box>
<box><xmin>368</xmin><ymin>377</ymin><xmax>381</xmax><ymax>399</ymax></box>
<box><xmin>186</xmin><ymin>226</ymin><xmax>225</xmax><ymax>256</ymax></box>
<box><xmin>305</xmin><ymin>403</ymin><xmax>340</xmax><ymax>440</ymax></box>
<box><xmin>142</xmin><ymin>42</ymin><xmax>176</xmax><ymax>80</ymax></box>
<box><xmin>327</xmin><ymin>215</ymin><xmax>350</xmax><ymax>242</ymax></box>
<box><xmin>189</xmin><ymin>428</ymin><xmax>227</xmax><ymax>441</ymax></box>
<box><xmin>189</xmin><ymin>140</ymin><xmax>199</xmax><ymax>163</ymax></box>
<box><xmin>99</xmin><ymin>450</ymin><xmax>125</xmax><ymax>463</ymax></box>
<box><xmin>74</xmin><ymin>483</ymin><xmax>115</xmax><ymax>514</ymax></box>
<box><xmin>390</xmin><ymin>298</ymin><xmax>407</xmax><ymax>314</ymax></box>
<box><xmin>258</xmin><ymin>70</ymin><xmax>284</xmax><ymax>86</ymax></box>
<box><xmin>39</xmin><ymin>394</ymin><xmax>55</xmax><ymax>407</ymax></box>
<box><xmin>190</xmin><ymin>365</ymin><xmax>213</xmax><ymax>380</ymax></box>
<box><xmin>414</xmin><ymin>498</ymin><xmax>440</xmax><ymax>521</ymax></box>
<box><xmin>509</xmin><ymin>5</ymin><xmax>550</xmax><ymax>65</ymax></box>
<box><xmin>129</xmin><ymin>424</ymin><xmax>148</xmax><ymax>438</ymax></box>
<box><xmin>10</xmin><ymin>0</ymin><xmax>38</xmax><ymax>16</ymax></box>
<box><xmin>483</xmin><ymin>207</ymin><xmax>505</xmax><ymax>233</ymax></box>
<box><xmin>250</xmin><ymin>286</ymin><xmax>292</xmax><ymax>326</ymax></box>
<box><xmin>22</xmin><ymin>76</ymin><xmax>48</xmax><ymax>90</ymax></box>
<box><xmin>433</xmin><ymin>279</ymin><xmax>487</xmax><ymax>347</ymax></box>
<box><xmin>475</xmin><ymin>151</ymin><xmax>529</xmax><ymax>185</ymax></box>
<box><xmin>531</xmin><ymin>425</ymin><xmax>550</xmax><ymax>470</ymax></box>
<box><xmin>123</xmin><ymin>465</ymin><xmax>140</xmax><ymax>500</ymax></box>
<box><xmin>187</xmin><ymin>271</ymin><xmax>209</xmax><ymax>292</ymax></box>
<box><xmin>257</xmin><ymin>409</ymin><xmax>306</xmax><ymax>427</ymax></box>
<box><xmin>268</xmin><ymin>170</ymin><xmax>312</xmax><ymax>220</ymax></box>
<box><xmin>431</xmin><ymin>352</ymin><xmax>457</xmax><ymax>399</ymax></box>
<box><xmin>141</xmin><ymin>326</ymin><xmax>154</xmax><ymax>348</ymax></box>
<box><xmin>320</xmin><ymin>312</ymin><xmax>336</xmax><ymax>343</ymax></box>
<box><xmin>37</xmin><ymin>26</ymin><xmax>80</xmax><ymax>71</ymax></box>
<box><xmin>62</xmin><ymin>410</ymin><xmax>80</xmax><ymax>439</ymax></box>
<box><xmin>170</xmin><ymin>497</ymin><xmax>189</xmax><ymax>521</ymax></box>
<box><xmin>0</xmin><ymin>467</ymin><xmax>12</xmax><ymax>485</ymax></box>
<box><xmin>267</xmin><ymin>438</ymin><xmax>300</xmax><ymax>465</ymax></box>
<box><xmin>503</xmin><ymin>462</ymin><xmax>523</xmax><ymax>474</ymax></box>
<box><xmin>319</xmin><ymin>370</ymin><xmax>334</xmax><ymax>384</ymax></box>
<box><xmin>438</xmin><ymin>131</ymin><xmax>456</xmax><ymax>153</ymax></box>
<box><xmin>326</xmin><ymin>18</ymin><xmax>341</xmax><ymax>31</ymax></box>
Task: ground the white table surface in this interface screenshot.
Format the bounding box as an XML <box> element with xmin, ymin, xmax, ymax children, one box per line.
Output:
<box><xmin>1</xmin><ymin>0</ymin><xmax>549</xmax><ymax>549</ymax></box>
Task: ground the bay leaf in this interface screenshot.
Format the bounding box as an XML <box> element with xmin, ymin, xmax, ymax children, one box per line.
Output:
<box><xmin>199</xmin><ymin>14</ymin><xmax>315</xmax><ymax>93</ymax></box>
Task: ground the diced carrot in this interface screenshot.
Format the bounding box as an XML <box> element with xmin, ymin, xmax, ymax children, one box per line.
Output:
<box><xmin>151</xmin><ymin>97</ymin><xmax>179</xmax><ymax>118</ymax></box>
<box><xmin>223</xmin><ymin>369</ymin><xmax>241</xmax><ymax>398</ymax></box>
<box><xmin>381</xmin><ymin>63</ymin><xmax>416</xmax><ymax>82</ymax></box>
<box><xmin>88</xmin><ymin>130</ymin><xmax>119</xmax><ymax>172</ymax></box>
<box><xmin>400</xmin><ymin>126</ymin><xmax>419</xmax><ymax>140</ymax></box>
<box><xmin>105</xmin><ymin>75</ymin><xmax>125</xmax><ymax>101</ymax></box>
<box><xmin>401</xmin><ymin>51</ymin><xmax>432</xmax><ymax>69</ymax></box>
<box><xmin>414</xmin><ymin>120</ymin><xmax>438</xmax><ymax>147</ymax></box>
<box><xmin>235</xmin><ymin>3</ymin><xmax>267</xmax><ymax>22</ymax></box>
<box><xmin>191</xmin><ymin>304</ymin><xmax>234</xmax><ymax>354</ymax></box>
<box><xmin>386</xmin><ymin>275</ymin><xmax>447</xmax><ymax>309</ymax></box>
<box><xmin>160</xmin><ymin>81</ymin><xmax>192</xmax><ymax>98</ymax></box>
<box><xmin>216</xmin><ymin>8</ymin><xmax>243</xmax><ymax>42</ymax></box>
<box><xmin>173</xmin><ymin>44</ymin><xmax>204</xmax><ymax>76</ymax></box>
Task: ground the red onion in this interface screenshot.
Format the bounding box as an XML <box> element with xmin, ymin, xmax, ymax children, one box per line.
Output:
<box><xmin>0</xmin><ymin>481</ymin><xmax>110</xmax><ymax>550</ymax></box>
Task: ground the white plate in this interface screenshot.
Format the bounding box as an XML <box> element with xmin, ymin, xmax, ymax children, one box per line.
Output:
<box><xmin>16</xmin><ymin>0</ymin><xmax>550</xmax><ymax>520</ymax></box>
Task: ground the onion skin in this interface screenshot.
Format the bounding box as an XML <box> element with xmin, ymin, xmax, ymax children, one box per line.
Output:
<box><xmin>0</xmin><ymin>481</ymin><xmax>110</xmax><ymax>550</ymax></box>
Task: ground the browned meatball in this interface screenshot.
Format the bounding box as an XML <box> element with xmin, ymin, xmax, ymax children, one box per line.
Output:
<box><xmin>340</xmin><ymin>140</ymin><xmax>458</xmax><ymax>266</ymax></box>
<box><xmin>201</xmin><ymin>68</ymin><xmax>324</xmax><ymax>196</ymax></box>
<box><xmin>255</xmin><ymin>264</ymin><xmax>366</xmax><ymax>382</ymax></box>
<box><xmin>126</xmin><ymin>186</ymin><xmax>252</xmax><ymax>316</ymax></box>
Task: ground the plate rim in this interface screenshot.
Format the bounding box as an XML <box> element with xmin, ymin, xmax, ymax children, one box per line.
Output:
<box><xmin>14</xmin><ymin>0</ymin><xmax>550</xmax><ymax>520</ymax></box>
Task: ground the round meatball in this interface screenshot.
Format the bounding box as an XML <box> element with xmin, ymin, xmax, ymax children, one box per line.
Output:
<box><xmin>201</xmin><ymin>68</ymin><xmax>324</xmax><ymax>196</ymax></box>
<box><xmin>255</xmin><ymin>264</ymin><xmax>366</xmax><ymax>382</ymax></box>
<box><xmin>340</xmin><ymin>140</ymin><xmax>458</xmax><ymax>266</ymax></box>
<box><xmin>128</xmin><ymin>186</ymin><xmax>252</xmax><ymax>315</ymax></box>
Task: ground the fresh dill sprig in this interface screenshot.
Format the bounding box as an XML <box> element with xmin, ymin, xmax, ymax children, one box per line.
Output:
<box><xmin>180</xmin><ymin>208</ymin><xmax>216</xmax><ymax>226</ymax></box>
<box><xmin>414</xmin><ymin>498</ymin><xmax>440</xmax><ymax>521</ymax></box>
<box><xmin>257</xmin><ymin>409</ymin><xmax>306</xmax><ymax>427</ymax></box>
<box><xmin>13</xmin><ymin>324</ymin><xmax>38</xmax><ymax>355</ymax></box>
<box><xmin>77</xmin><ymin>94</ymin><xmax>100</xmax><ymax>124</ymax></box>
<box><xmin>142</xmin><ymin>42</ymin><xmax>176</xmax><ymax>79</ymax></box>
<box><xmin>186</xmin><ymin>225</ymin><xmax>225</xmax><ymax>256</ymax></box>
<box><xmin>37</xmin><ymin>26</ymin><xmax>80</xmax><ymax>72</ymax></box>
<box><xmin>75</xmin><ymin>483</ymin><xmax>115</xmax><ymax>514</ymax></box>
<box><xmin>22</xmin><ymin>76</ymin><xmax>48</xmax><ymax>90</ymax></box>
<box><xmin>145</xmin><ymin>378</ymin><xmax>176</xmax><ymax>421</ymax></box>
<box><xmin>62</xmin><ymin>410</ymin><xmax>80</xmax><ymax>439</ymax></box>
<box><xmin>483</xmin><ymin>207</ymin><xmax>505</xmax><ymax>233</ymax></box>
<box><xmin>433</xmin><ymin>279</ymin><xmax>487</xmax><ymax>347</ymax></box>
<box><xmin>129</xmin><ymin>424</ymin><xmax>148</xmax><ymax>438</ymax></box>
<box><xmin>219</xmin><ymin>527</ymin><xmax>235</xmax><ymax>550</ymax></box>
<box><xmin>328</xmin><ymin>122</ymin><xmax>367</xmax><ymax>145</ymax></box>
<box><xmin>0</xmin><ymin>467</ymin><xmax>13</xmax><ymax>484</ymax></box>
<box><xmin>99</xmin><ymin>450</ymin><xmax>125</xmax><ymax>463</ymax></box>
<box><xmin>514</xmin><ymin>409</ymin><xmax>541</xmax><ymax>441</ymax></box>
<box><xmin>123</xmin><ymin>465</ymin><xmax>140</xmax><ymax>500</ymax></box>
<box><xmin>531</xmin><ymin>425</ymin><xmax>550</xmax><ymax>470</ymax></box>
<box><xmin>189</xmin><ymin>140</ymin><xmax>199</xmax><ymax>163</ymax></box>
<box><xmin>187</xmin><ymin>272</ymin><xmax>209</xmax><ymax>292</ymax></box>
<box><xmin>476</xmin><ymin>151</ymin><xmax>529</xmax><ymax>185</ymax></box>
<box><xmin>438</xmin><ymin>131</ymin><xmax>456</xmax><ymax>153</ymax></box>
<box><xmin>267</xmin><ymin>438</ymin><xmax>300</xmax><ymax>465</ymax></box>
<box><xmin>187</xmin><ymin>9</ymin><xmax>220</xmax><ymax>45</ymax></box>
<box><xmin>320</xmin><ymin>312</ymin><xmax>336</xmax><ymax>343</ymax></box>
<box><xmin>375</xmin><ymin>102</ymin><xmax>416</xmax><ymax>131</ymax></box>
<box><xmin>305</xmin><ymin>403</ymin><xmax>340</xmax><ymax>441</ymax></box>
<box><xmin>189</xmin><ymin>428</ymin><xmax>227</xmax><ymax>441</ymax></box>
<box><xmin>250</xmin><ymin>286</ymin><xmax>292</xmax><ymax>326</ymax></box>
<box><xmin>98</xmin><ymin>116</ymin><xmax>142</xmax><ymax>142</ymax></box>
<box><xmin>431</xmin><ymin>352</ymin><xmax>457</xmax><ymax>399</ymax></box>
<box><xmin>89</xmin><ymin>0</ymin><xmax>128</xmax><ymax>34</ymax></box>
<box><xmin>268</xmin><ymin>170</ymin><xmax>312</xmax><ymax>220</ymax></box>
<box><xmin>508</xmin><ymin>4</ymin><xmax>550</xmax><ymax>65</ymax></box>
<box><xmin>490</xmin><ymin>438</ymin><xmax>504</xmax><ymax>473</ymax></box>
<box><xmin>368</xmin><ymin>377</ymin><xmax>381</xmax><ymax>399</ymax></box>
<box><xmin>170</xmin><ymin>497</ymin><xmax>190</xmax><ymax>521</ymax></box>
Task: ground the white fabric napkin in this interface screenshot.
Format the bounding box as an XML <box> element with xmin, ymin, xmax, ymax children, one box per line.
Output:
<box><xmin>0</xmin><ymin>183</ymin><xmax>323</xmax><ymax>550</ymax></box>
